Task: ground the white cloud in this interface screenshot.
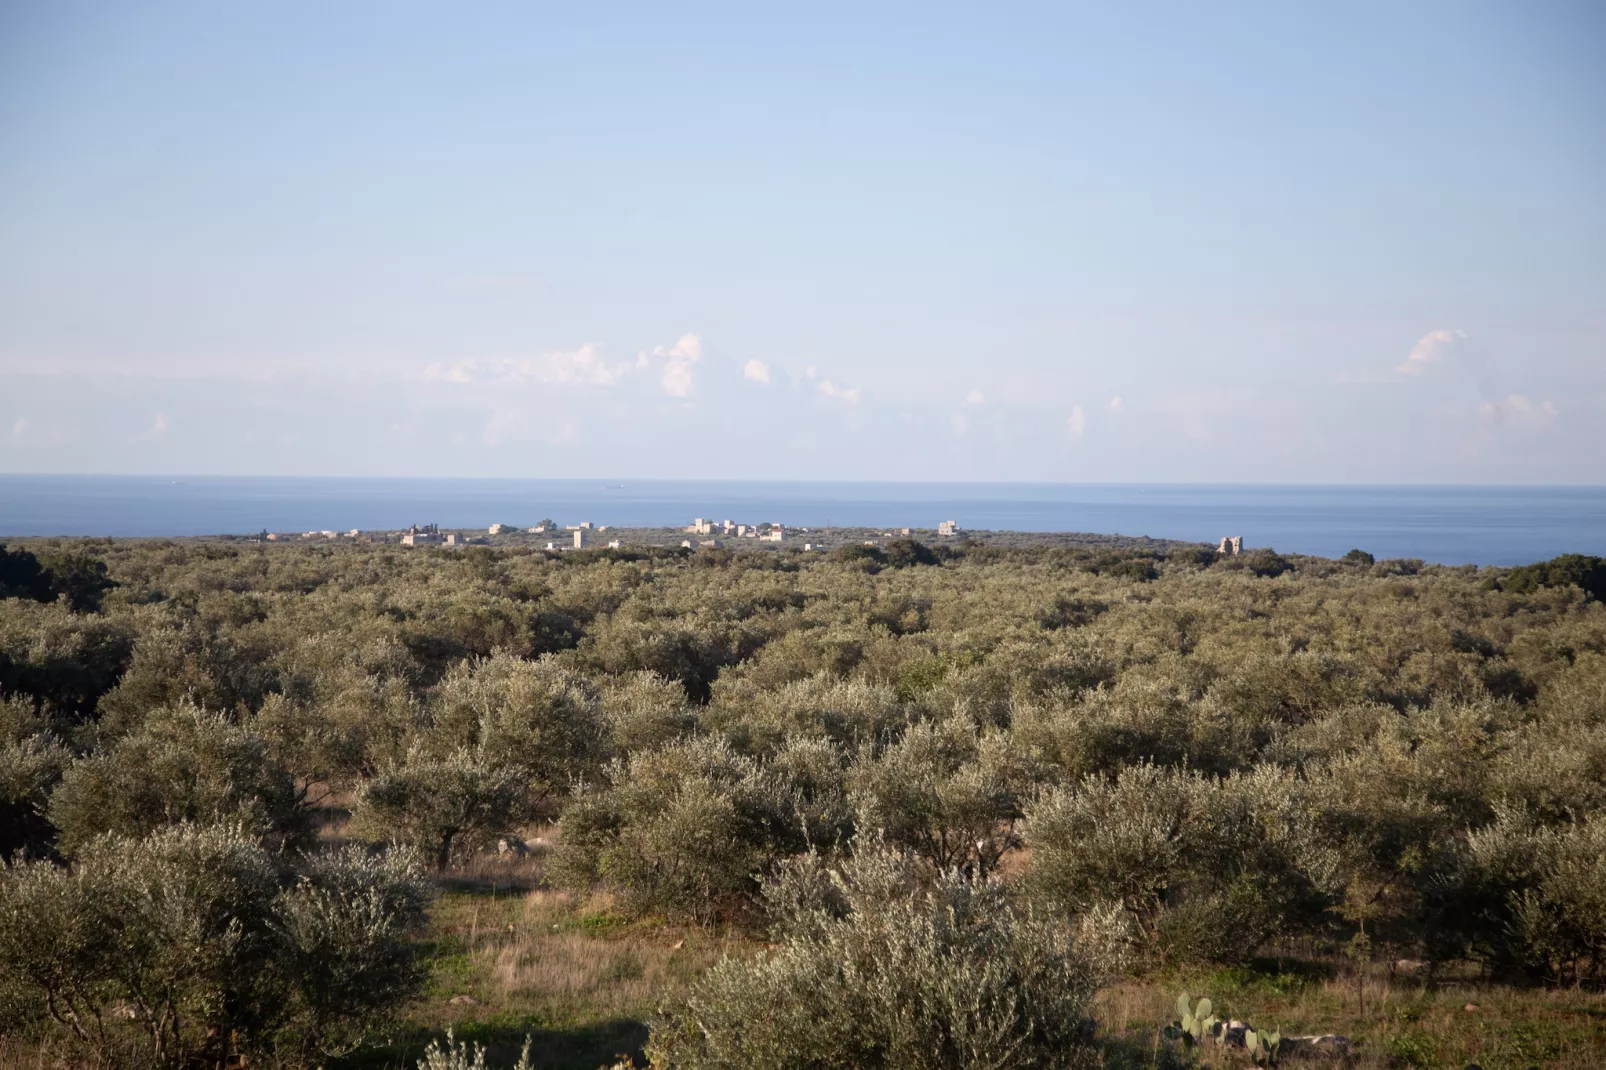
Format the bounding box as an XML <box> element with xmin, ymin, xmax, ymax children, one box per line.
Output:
<box><xmin>951</xmin><ymin>413</ymin><xmax>969</xmax><ymax>435</ymax></box>
<box><xmin>964</xmin><ymin>389</ymin><xmax>985</xmax><ymax>405</ymax></box>
<box><xmin>424</xmin><ymin>343</ymin><xmax>628</xmax><ymax>387</ymax></box>
<box><xmin>543</xmin><ymin>344</ymin><xmax>629</xmax><ymax>386</ymax></box>
<box><xmin>152</xmin><ymin>413</ymin><xmax>168</xmax><ymax>435</ymax></box>
<box><xmin>1108</xmin><ymin>396</ymin><xmax>1125</xmax><ymax>413</ymax></box>
<box><xmin>1479</xmin><ymin>394</ymin><xmax>1558</xmax><ymax>428</ymax></box>
<box><xmin>642</xmin><ymin>333</ymin><xmax>703</xmax><ymax>397</ymax></box>
<box><xmin>1066</xmin><ymin>405</ymin><xmax>1086</xmax><ymax>439</ymax></box>
<box><xmin>743</xmin><ymin>359</ymin><xmax>772</xmax><ymax>384</ymax></box>
<box><xmin>1396</xmin><ymin>328</ymin><xmax>1468</xmax><ymax>376</ymax></box>
<box><xmin>10</xmin><ymin>417</ymin><xmax>26</xmax><ymax>439</ymax></box>
<box><xmin>805</xmin><ymin>365</ymin><xmax>818</xmax><ymax>379</ymax></box>
<box><xmin>816</xmin><ymin>379</ymin><xmax>862</xmax><ymax>404</ymax></box>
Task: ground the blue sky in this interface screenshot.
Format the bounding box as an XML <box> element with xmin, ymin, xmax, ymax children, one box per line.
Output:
<box><xmin>2</xmin><ymin>1</ymin><xmax>1602</xmax><ymax>481</ymax></box>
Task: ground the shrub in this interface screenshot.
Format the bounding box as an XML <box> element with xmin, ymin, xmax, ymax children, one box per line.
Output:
<box><xmin>833</xmin><ymin>544</ymin><xmax>887</xmax><ymax>570</ymax></box>
<box><xmin>351</xmin><ymin>747</ymin><xmax>533</xmax><ymax>870</ymax></box>
<box><xmin>48</xmin><ymin>702</ymin><xmax>311</xmax><ymax>856</ymax></box>
<box><xmin>1025</xmin><ymin>764</ymin><xmax>1311</xmax><ymax>963</ymax></box>
<box><xmin>31</xmin><ymin>550</ymin><xmax>118</xmax><ymax>613</ymax></box>
<box><xmin>429</xmin><ymin>652</ymin><xmax>609</xmax><ymax>808</ymax></box>
<box><xmin>602</xmin><ymin>671</ymin><xmax>697</xmax><ymax>752</ymax></box>
<box><xmin>849</xmin><ymin>716</ymin><xmax>1039</xmax><ymax>876</ymax></box>
<box><xmin>417</xmin><ymin>1030</ymin><xmax>534</xmax><ymax>1070</ymax></box>
<box><xmin>272</xmin><ymin>845</ymin><xmax>434</xmax><ymax>1057</ymax></box>
<box><xmin>1454</xmin><ymin>810</ymin><xmax>1606</xmax><ymax>985</ymax></box>
<box><xmin>0</xmin><ymin>824</ymin><xmax>430</xmax><ymax>1066</ymax></box>
<box><xmin>646</xmin><ymin>844</ymin><xmax>1105</xmax><ymax>1069</ymax></box>
<box><xmin>1500</xmin><ymin>554</ymin><xmax>1606</xmax><ymax>602</ymax></box>
<box><xmin>554</xmin><ymin>736</ymin><xmax>838</xmax><ymax>921</ymax></box>
<box><xmin>883</xmin><ymin>539</ymin><xmax>940</xmax><ymax>568</ymax></box>
<box><xmin>0</xmin><ymin>544</ymin><xmax>53</xmax><ymax>604</ymax></box>
<box><xmin>0</xmin><ymin>695</ymin><xmax>68</xmax><ymax>861</ymax></box>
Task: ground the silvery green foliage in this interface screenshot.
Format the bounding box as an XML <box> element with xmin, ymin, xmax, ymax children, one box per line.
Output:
<box><xmin>705</xmin><ymin>673</ymin><xmax>909</xmax><ymax>753</ymax></box>
<box><xmin>428</xmin><ymin>651</ymin><xmax>609</xmax><ymax>802</ymax></box>
<box><xmin>0</xmin><ymin>693</ymin><xmax>69</xmax><ymax>860</ymax></box>
<box><xmin>0</xmin><ymin>823</ymin><xmax>430</xmax><ymax>1067</ymax></box>
<box><xmin>601</xmin><ymin>670</ymin><xmax>697</xmax><ymax>753</ymax></box>
<box><xmin>47</xmin><ymin>701</ymin><xmax>311</xmax><ymax>856</ymax></box>
<box><xmin>351</xmin><ymin>745</ymin><xmax>534</xmax><ymax>870</ymax></box>
<box><xmin>554</xmin><ymin>734</ymin><xmax>852</xmax><ymax>922</ymax></box>
<box><xmin>849</xmin><ymin>715</ymin><xmax>1041</xmax><ymax>877</ymax></box>
<box><xmin>1024</xmin><ymin>764</ymin><xmax>1313</xmax><ymax>961</ymax></box>
<box><xmin>647</xmin><ymin>844</ymin><xmax>1102</xmax><ymax>1070</ymax></box>
<box><xmin>417</xmin><ymin>1028</ymin><xmax>533</xmax><ymax>1070</ymax></box>
<box><xmin>1026</xmin><ymin>763</ymin><xmax>1194</xmax><ymax>925</ymax></box>
<box><xmin>272</xmin><ymin>845</ymin><xmax>432</xmax><ymax>1057</ymax></box>
<box><xmin>1463</xmin><ymin>809</ymin><xmax>1606</xmax><ymax>985</ymax></box>
<box><xmin>1073</xmin><ymin>900</ymin><xmax>1139</xmax><ymax>983</ymax></box>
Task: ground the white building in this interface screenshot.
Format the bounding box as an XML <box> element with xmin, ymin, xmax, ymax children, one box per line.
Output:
<box><xmin>607</xmin><ymin>539</ymin><xmax>622</xmax><ymax>549</ymax></box>
<box><xmin>937</xmin><ymin>520</ymin><xmax>959</xmax><ymax>536</ymax></box>
<box><xmin>573</xmin><ymin>529</ymin><xmax>586</xmax><ymax>549</ymax></box>
<box><xmin>761</xmin><ymin>525</ymin><xmax>785</xmax><ymax>542</ymax></box>
<box><xmin>488</xmin><ymin>523</ymin><xmax>506</xmax><ymax>535</ymax></box>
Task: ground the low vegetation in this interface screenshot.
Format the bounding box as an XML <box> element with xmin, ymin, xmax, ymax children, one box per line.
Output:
<box><xmin>1</xmin><ymin>537</ymin><xmax>1604</xmax><ymax>1067</ymax></box>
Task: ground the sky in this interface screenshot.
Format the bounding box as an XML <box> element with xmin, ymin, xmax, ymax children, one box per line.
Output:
<box><xmin>1</xmin><ymin>1</ymin><xmax>1603</xmax><ymax>483</ymax></box>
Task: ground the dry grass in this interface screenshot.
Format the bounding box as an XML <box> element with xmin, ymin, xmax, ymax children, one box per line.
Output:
<box><xmin>1095</xmin><ymin>961</ymin><xmax>1606</xmax><ymax>1069</ymax></box>
<box><xmin>6</xmin><ymin>829</ymin><xmax>1600</xmax><ymax>1069</ymax></box>
<box><xmin>365</xmin><ymin>833</ymin><xmax>753</xmax><ymax>1070</ymax></box>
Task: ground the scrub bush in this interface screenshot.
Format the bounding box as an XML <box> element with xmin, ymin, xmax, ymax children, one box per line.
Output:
<box><xmin>647</xmin><ymin>844</ymin><xmax>1104</xmax><ymax>1069</ymax></box>
<box><xmin>0</xmin><ymin>823</ymin><xmax>429</xmax><ymax>1067</ymax></box>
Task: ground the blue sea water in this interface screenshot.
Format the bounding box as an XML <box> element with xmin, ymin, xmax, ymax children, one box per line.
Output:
<box><xmin>1</xmin><ymin>476</ymin><xmax>1602</xmax><ymax>566</ymax></box>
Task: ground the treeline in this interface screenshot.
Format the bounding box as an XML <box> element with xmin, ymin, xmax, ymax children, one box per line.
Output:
<box><xmin>1</xmin><ymin>538</ymin><xmax>1604</xmax><ymax>1067</ymax></box>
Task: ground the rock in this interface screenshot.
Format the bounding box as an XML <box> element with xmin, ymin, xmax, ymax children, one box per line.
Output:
<box><xmin>1284</xmin><ymin>1034</ymin><xmax>1352</xmax><ymax>1057</ymax></box>
<box><xmin>1464</xmin><ymin>1002</ymin><xmax>1480</xmax><ymax>1012</ymax></box>
<box><xmin>671</xmin><ymin>939</ymin><xmax>685</xmax><ymax>951</ymax></box>
<box><xmin>1394</xmin><ymin>958</ymin><xmax>1427</xmax><ymax>974</ymax></box>
<box><xmin>448</xmin><ymin>994</ymin><xmax>482</xmax><ymax>1006</ymax></box>
<box><xmin>496</xmin><ymin>837</ymin><xmax>529</xmax><ymax>857</ymax></box>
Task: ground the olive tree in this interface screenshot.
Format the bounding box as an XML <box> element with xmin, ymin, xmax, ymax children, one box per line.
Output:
<box><xmin>849</xmin><ymin>716</ymin><xmax>1040</xmax><ymax>877</ymax></box>
<box><xmin>0</xmin><ymin>823</ymin><xmax>430</xmax><ymax>1067</ymax></box>
<box><xmin>647</xmin><ymin>843</ymin><xmax>1107</xmax><ymax>1069</ymax></box>
<box><xmin>350</xmin><ymin>746</ymin><xmax>532</xmax><ymax>871</ymax></box>
<box><xmin>48</xmin><ymin>702</ymin><xmax>311</xmax><ymax>857</ymax></box>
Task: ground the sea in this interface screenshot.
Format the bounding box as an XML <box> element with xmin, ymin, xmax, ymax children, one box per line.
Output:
<box><xmin>1</xmin><ymin>476</ymin><xmax>1603</xmax><ymax>567</ymax></box>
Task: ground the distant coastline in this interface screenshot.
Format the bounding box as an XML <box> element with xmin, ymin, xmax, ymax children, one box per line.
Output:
<box><xmin>2</xmin><ymin>475</ymin><xmax>1603</xmax><ymax>566</ymax></box>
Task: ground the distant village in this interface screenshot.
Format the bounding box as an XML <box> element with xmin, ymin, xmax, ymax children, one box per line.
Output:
<box><xmin>253</xmin><ymin>516</ymin><xmax>973</xmax><ymax>553</ymax></box>
<box><xmin>250</xmin><ymin>519</ymin><xmax>1241</xmax><ymax>556</ymax></box>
